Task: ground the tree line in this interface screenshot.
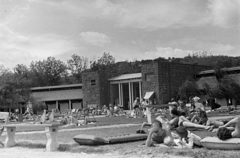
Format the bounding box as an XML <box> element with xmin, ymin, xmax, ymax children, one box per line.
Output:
<box><xmin>0</xmin><ymin>51</ymin><xmax>240</xmax><ymax>108</ymax></box>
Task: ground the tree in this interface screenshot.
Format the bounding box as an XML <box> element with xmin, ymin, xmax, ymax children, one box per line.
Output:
<box><xmin>67</xmin><ymin>54</ymin><xmax>88</xmax><ymax>83</ymax></box>
<box><xmin>90</xmin><ymin>52</ymin><xmax>115</xmax><ymax>70</ymax></box>
<box><xmin>204</xmin><ymin>69</ymin><xmax>240</xmax><ymax>106</ymax></box>
<box><xmin>29</xmin><ymin>57</ymin><xmax>68</xmax><ymax>86</ymax></box>
<box><xmin>178</xmin><ymin>79</ymin><xmax>201</xmax><ymax>101</ymax></box>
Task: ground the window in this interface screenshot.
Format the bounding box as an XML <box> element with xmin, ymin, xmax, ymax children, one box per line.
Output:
<box><xmin>91</xmin><ymin>80</ymin><xmax>96</xmax><ymax>86</ymax></box>
<box><xmin>145</xmin><ymin>73</ymin><xmax>154</xmax><ymax>82</ymax></box>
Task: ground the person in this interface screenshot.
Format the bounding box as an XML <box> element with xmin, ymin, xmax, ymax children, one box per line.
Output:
<box><xmin>144</xmin><ymin>119</ymin><xmax>174</xmax><ymax>147</ymax></box>
<box><xmin>174</xmin><ymin>126</ymin><xmax>202</xmax><ymax>149</ymax></box>
<box><xmin>177</xmin><ymin>100</ymin><xmax>190</xmax><ymax>119</ymax></box>
<box><xmin>216</xmin><ymin>117</ymin><xmax>240</xmax><ymax>140</ymax></box>
<box><xmin>192</xmin><ymin>96</ymin><xmax>205</xmax><ymax>111</ymax></box>
<box><xmin>168</xmin><ymin>98</ymin><xmax>178</xmax><ymax>105</ymax></box>
<box><xmin>191</xmin><ymin>107</ymin><xmax>208</xmax><ymax>125</ymax></box>
<box><xmin>133</xmin><ymin>97</ymin><xmax>141</xmax><ymax>118</ymax></box>
<box><xmin>178</xmin><ymin>115</ymin><xmax>212</xmax><ymax>130</ymax></box>
<box><xmin>207</xmin><ymin>97</ymin><xmax>221</xmax><ymax>111</ymax></box>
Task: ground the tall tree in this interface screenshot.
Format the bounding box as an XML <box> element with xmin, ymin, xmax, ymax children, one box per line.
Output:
<box><xmin>67</xmin><ymin>54</ymin><xmax>88</xmax><ymax>83</ymax></box>
<box><xmin>90</xmin><ymin>52</ymin><xmax>115</xmax><ymax>70</ymax></box>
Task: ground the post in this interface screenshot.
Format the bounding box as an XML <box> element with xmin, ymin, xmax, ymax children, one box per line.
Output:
<box><xmin>45</xmin><ymin>126</ymin><xmax>59</xmax><ymax>152</ymax></box>
<box><xmin>146</xmin><ymin>107</ymin><xmax>152</xmax><ymax>124</ymax></box>
<box><xmin>4</xmin><ymin>127</ymin><xmax>16</xmax><ymax>147</ymax></box>
<box><xmin>139</xmin><ymin>81</ymin><xmax>142</xmax><ymax>101</ymax></box>
<box><xmin>118</xmin><ymin>83</ymin><xmax>121</xmax><ymax>106</ymax></box>
<box><xmin>129</xmin><ymin>82</ymin><xmax>132</xmax><ymax>110</ymax></box>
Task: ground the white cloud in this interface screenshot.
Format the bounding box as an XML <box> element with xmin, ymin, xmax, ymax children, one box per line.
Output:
<box><xmin>208</xmin><ymin>0</ymin><xmax>240</xmax><ymax>28</ymax></box>
<box><xmin>209</xmin><ymin>43</ymin><xmax>235</xmax><ymax>52</ymax></box>
<box><xmin>141</xmin><ymin>47</ymin><xmax>193</xmax><ymax>60</ymax></box>
<box><xmin>79</xmin><ymin>31</ymin><xmax>110</xmax><ymax>47</ymax></box>
<box><xmin>0</xmin><ymin>24</ymin><xmax>80</xmax><ymax>69</ymax></box>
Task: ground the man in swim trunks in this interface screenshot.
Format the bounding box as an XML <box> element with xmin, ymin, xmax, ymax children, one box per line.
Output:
<box><xmin>144</xmin><ymin>119</ymin><xmax>176</xmax><ymax>147</ymax></box>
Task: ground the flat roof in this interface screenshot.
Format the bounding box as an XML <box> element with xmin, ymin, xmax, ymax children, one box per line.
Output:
<box><xmin>31</xmin><ymin>84</ymin><xmax>82</xmax><ymax>91</ymax></box>
<box><xmin>199</xmin><ymin>66</ymin><xmax>240</xmax><ymax>75</ymax></box>
<box><xmin>109</xmin><ymin>73</ymin><xmax>142</xmax><ymax>81</ymax></box>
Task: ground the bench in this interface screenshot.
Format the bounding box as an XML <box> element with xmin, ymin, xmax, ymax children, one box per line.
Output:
<box><xmin>2</xmin><ymin>123</ymin><xmax>62</xmax><ymax>151</ymax></box>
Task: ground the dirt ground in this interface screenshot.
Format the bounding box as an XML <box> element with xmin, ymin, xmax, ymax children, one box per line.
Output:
<box><xmin>0</xmin><ymin>146</ymin><xmax>191</xmax><ymax>158</ymax></box>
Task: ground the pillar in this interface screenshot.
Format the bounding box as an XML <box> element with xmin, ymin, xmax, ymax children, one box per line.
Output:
<box><xmin>139</xmin><ymin>81</ymin><xmax>142</xmax><ymax>101</ymax></box>
<box><xmin>129</xmin><ymin>82</ymin><xmax>132</xmax><ymax>110</ymax></box>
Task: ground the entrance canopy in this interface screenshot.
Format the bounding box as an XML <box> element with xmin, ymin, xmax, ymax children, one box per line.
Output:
<box><xmin>144</xmin><ymin>91</ymin><xmax>154</xmax><ymax>100</ymax></box>
<box><xmin>109</xmin><ymin>73</ymin><xmax>142</xmax><ymax>84</ymax></box>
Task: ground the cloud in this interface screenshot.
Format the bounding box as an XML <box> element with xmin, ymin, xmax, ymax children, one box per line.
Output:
<box><xmin>209</xmin><ymin>43</ymin><xmax>235</xmax><ymax>52</ymax></box>
<box><xmin>79</xmin><ymin>31</ymin><xmax>110</xmax><ymax>46</ymax></box>
<box><xmin>0</xmin><ymin>24</ymin><xmax>80</xmax><ymax>69</ymax></box>
<box><xmin>141</xmin><ymin>47</ymin><xmax>193</xmax><ymax>60</ymax></box>
<box><xmin>208</xmin><ymin>0</ymin><xmax>240</xmax><ymax>28</ymax></box>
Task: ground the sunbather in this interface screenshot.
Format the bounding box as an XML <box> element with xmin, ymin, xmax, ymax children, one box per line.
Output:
<box><xmin>144</xmin><ymin>119</ymin><xmax>174</xmax><ymax>147</ymax></box>
<box><xmin>178</xmin><ymin>115</ymin><xmax>212</xmax><ymax>130</ymax></box>
<box><xmin>216</xmin><ymin>117</ymin><xmax>240</xmax><ymax>140</ymax></box>
<box><xmin>174</xmin><ymin>126</ymin><xmax>202</xmax><ymax>149</ymax></box>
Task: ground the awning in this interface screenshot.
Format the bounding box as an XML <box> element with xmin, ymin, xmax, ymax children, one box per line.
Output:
<box><xmin>144</xmin><ymin>91</ymin><xmax>154</xmax><ymax>100</ymax></box>
<box><xmin>109</xmin><ymin>73</ymin><xmax>142</xmax><ymax>84</ymax></box>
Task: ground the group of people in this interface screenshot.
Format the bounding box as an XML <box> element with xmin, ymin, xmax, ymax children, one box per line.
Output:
<box><xmin>142</xmin><ymin>96</ymin><xmax>240</xmax><ymax>148</ymax></box>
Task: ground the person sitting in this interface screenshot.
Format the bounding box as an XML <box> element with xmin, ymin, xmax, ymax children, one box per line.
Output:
<box><xmin>191</xmin><ymin>107</ymin><xmax>208</xmax><ymax>125</ymax></box>
<box><xmin>174</xmin><ymin>126</ymin><xmax>202</xmax><ymax>149</ymax></box>
<box><xmin>192</xmin><ymin>96</ymin><xmax>205</xmax><ymax>111</ymax></box>
<box><xmin>216</xmin><ymin>117</ymin><xmax>240</xmax><ymax>140</ymax></box>
<box><xmin>177</xmin><ymin>100</ymin><xmax>190</xmax><ymax>119</ymax></box>
<box><xmin>113</xmin><ymin>104</ymin><xmax>120</xmax><ymax>116</ymax></box>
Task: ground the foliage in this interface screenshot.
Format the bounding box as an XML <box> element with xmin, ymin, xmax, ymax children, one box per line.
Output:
<box><xmin>178</xmin><ymin>79</ymin><xmax>201</xmax><ymax>101</ymax></box>
<box><xmin>202</xmin><ymin>69</ymin><xmax>240</xmax><ymax>104</ymax></box>
<box><xmin>90</xmin><ymin>52</ymin><xmax>115</xmax><ymax>70</ymax></box>
<box><xmin>29</xmin><ymin>57</ymin><xmax>68</xmax><ymax>86</ymax></box>
<box><xmin>67</xmin><ymin>54</ymin><xmax>88</xmax><ymax>83</ymax></box>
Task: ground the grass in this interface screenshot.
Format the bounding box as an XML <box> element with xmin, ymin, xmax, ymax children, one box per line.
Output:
<box><xmin>1</xmin><ymin>112</ymin><xmax>240</xmax><ymax>158</ymax></box>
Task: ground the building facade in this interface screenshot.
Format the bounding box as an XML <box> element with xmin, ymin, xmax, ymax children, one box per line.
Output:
<box><xmin>31</xmin><ymin>84</ymin><xmax>83</xmax><ymax>112</ymax></box>
<box><xmin>82</xmin><ymin>61</ymin><xmax>211</xmax><ymax>109</ymax></box>
<box><xmin>196</xmin><ymin>66</ymin><xmax>240</xmax><ymax>106</ymax></box>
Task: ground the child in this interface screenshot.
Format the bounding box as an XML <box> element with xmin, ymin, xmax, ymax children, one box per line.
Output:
<box><xmin>175</xmin><ymin>126</ymin><xmax>202</xmax><ymax>149</ymax></box>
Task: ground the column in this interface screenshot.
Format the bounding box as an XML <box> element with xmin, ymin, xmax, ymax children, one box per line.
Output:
<box><xmin>121</xmin><ymin>83</ymin><xmax>123</xmax><ymax>108</ymax></box>
<box><xmin>69</xmin><ymin>100</ymin><xmax>72</xmax><ymax>109</ymax></box>
<box><xmin>118</xmin><ymin>83</ymin><xmax>121</xmax><ymax>106</ymax></box>
<box><xmin>131</xmin><ymin>82</ymin><xmax>134</xmax><ymax>103</ymax></box>
<box><xmin>129</xmin><ymin>82</ymin><xmax>132</xmax><ymax>110</ymax></box>
<box><xmin>139</xmin><ymin>81</ymin><xmax>142</xmax><ymax>101</ymax></box>
<box><xmin>56</xmin><ymin>101</ymin><xmax>59</xmax><ymax>110</ymax></box>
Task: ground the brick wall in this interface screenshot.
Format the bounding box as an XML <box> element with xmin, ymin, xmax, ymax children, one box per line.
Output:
<box><xmin>83</xmin><ymin>61</ymin><xmax>211</xmax><ymax>107</ymax></box>
<box><xmin>82</xmin><ymin>62</ymin><xmax>142</xmax><ymax>108</ymax></box>
<box><xmin>82</xmin><ymin>71</ymin><xmax>100</xmax><ymax>108</ymax></box>
<box><xmin>141</xmin><ymin>62</ymin><xmax>160</xmax><ymax>103</ymax></box>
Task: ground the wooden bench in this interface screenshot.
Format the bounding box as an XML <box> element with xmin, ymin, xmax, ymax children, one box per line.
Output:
<box><xmin>2</xmin><ymin>123</ymin><xmax>62</xmax><ymax>151</ymax></box>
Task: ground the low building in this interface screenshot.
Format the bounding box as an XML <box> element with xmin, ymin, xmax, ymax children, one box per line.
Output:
<box><xmin>31</xmin><ymin>84</ymin><xmax>83</xmax><ymax>112</ymax></box>
<box><xmin>196</xmin><ymin>66</ymin><xmax>240</xmax><ymax>106</ymax></box>
<box><xmin>82</xmin><ymin>61</ymin><xmax>211</xmax><ymax>109</ymax></box>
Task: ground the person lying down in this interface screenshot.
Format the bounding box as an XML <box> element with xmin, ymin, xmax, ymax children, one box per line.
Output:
<box><xmin>143</xmin><ymin>116</ymin><xmax>202</xmax><ymax>149</ymax></box>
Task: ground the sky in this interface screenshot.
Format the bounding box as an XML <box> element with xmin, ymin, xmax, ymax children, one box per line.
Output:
<box><xmin>0</xmin><ymin>0</ymin><xmax>239</xmax><ymax>69</ymax></box>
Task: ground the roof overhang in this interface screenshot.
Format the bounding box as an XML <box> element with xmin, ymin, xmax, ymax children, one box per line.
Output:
<box><xmin>109</xmin><ymin>73</ymin><xmax>142</xmax><ymax>84</ymax></box>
